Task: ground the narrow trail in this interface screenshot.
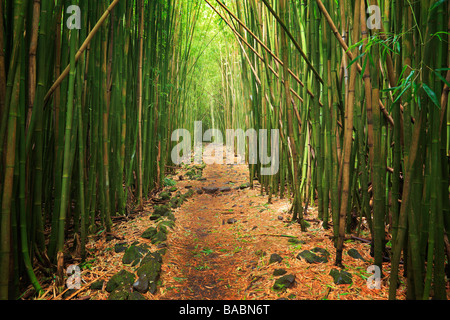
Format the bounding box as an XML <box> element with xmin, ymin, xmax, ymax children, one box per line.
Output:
<box><xmin>80</xmin><ymin>149</ymin><xmax>401</xmax><ymax>300</ymax></box>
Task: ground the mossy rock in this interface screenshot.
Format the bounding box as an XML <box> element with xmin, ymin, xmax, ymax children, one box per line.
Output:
<box><xmin>347</xmin><ymin>248</ymin><xmax>366</xmax><ymax>261</ymax></box>
<box><xmin>329</xmin><ymin>269</ymin><xmax>352</xmax><ymax>285</ymax></box>
<box><xmin>169</xmin><ymin>196</ymin><xmax>183</xmax><ymax>208</ymax></box>
<box><xmin>269</xmin><ymin>253</ymin><xmax>283</xmax><ymax>264</ymax></box>
<box><xmin>182</xmin><ymin>189</ymin><xmax>195</xmax><ymax>199</ymax></box>
<box><xmin>141</xmin><ymin>227</ymin><xmax>157</xmax><ymax>240</ymax></box>
<box><xmin>128</xmin><ymin>291</ymin><xmax>147</xmax><ymax>300</ymax></box>
<box><xmin>273</xmin><ymin>274</ymin><xmax>295</xmax><ymax>291</ymax></box>
<box><xmin>169</xmin><ymin>186</ymin><xmax>178</xmax><ymax>192</ymax></box>
<box><xmin>311</xmin><ymin>247</ymin><xmax>330</xmax><ymax>257</ymax></box>
<box><xmin>158</xmin><ymin>220</ymin><xmax>175</xmax><ymax>231</ymax></box>
<box><xmin>141</xmin><ymin>251</ymin><xmax>163</xmax><ymax>265</ymax></box>
<box><xmin>287</xmin><ymin>238</ymin><xmax>306</xmax><ymax>245</ymax></box>
<box><xmin>273</xmin><ymin>269</ymin><xmax>287</xmax><ymax>276</ymax></box>
<box><xmin>153</xmin><ymin>205</ymin><xmax>171</xmax><ymax>216</ymax></box>
<box><xmin>151</xmin><ymin>231</ymin><xmax>167</xmax><ymax>244</ymax></box>
<box><xmin>90</xmin><ymin>280</ymin><xmax>105</xmax><ymax>290</ymax></box>
<box><xmin>122</xmin><ymin>244</ymin><xmax>149</xmax><ymax>265</ymax></box>
<box><xmin>159</xmin><ymin>191</ymin><xmax>171</xmax><ymax>200</ymax></box>
<box><xmin>108</xmin><ymin>285</ymin><xmax>132</xmax><ymax>300</ymax></box>
<box><xmin>136</xmin><ymin>259</ymin><xmax>162</xmax><ymax>283</ymax></box>
<box><xmin>105</xmin><ymin>269</ymin><xmax>135</xmax><ymax>293</ymax></box>
<box><xmin>114</xmin><ymin>242</ymin><xmax>128</xmax><ymax>253</ymax></box>
<box><xmin>296</xmin><ymin>250</ymin><xmax>328</xmax><ymax>264</ymax></box>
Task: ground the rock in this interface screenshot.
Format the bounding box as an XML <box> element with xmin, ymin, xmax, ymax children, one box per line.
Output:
<box><xmin>311</xmin><ymin>247</ymin><xmax>330</xmax><ymax>258</ymax></box>
<box><xmin>148</xmin><ymin>281</ymin><xmax>157</xmax><ymax>294</ymax></box>
<box><xmin>196</xmin><ymin>188</ymin><xmax>204</xmax><ymax>195</ymax></box>
<box><xmin>202</xmin><ymin>186</ymin><xmax>219</xmax><ymax>194</ymax></box>
<box><xmin>159</xmin><ymin>191</ymin><xmax>171</xmax><ymax>200</ymax></box>
<box><xmin>269</xmin><ymin>253</ymin><xmax>283</xmax><ymax>264</ymax></box>
<box><xmin>114</xmin><ymin>242</ymin><xmax>128</xmax><ymax>253</ymax></box>
<box><xmin>90</xmin><ymin>280</ymin><xmax>105</xmax><ymax>290</ymax></box>
<box><xmin>288</xmin><ymin>238</ymin><xmax>306</xmax><ymax>245</ymax></box>
<box><xmin>136</xmin><ymin>259</ymin><xmax>161</xmax><ymax>284</ymax></box>
<box><xmin>185</xmin><ymin>185</ymin><xmax>193</xmax><ymax>189</ymax></box>
<box><xmin>329</xmin><ymin>269</ymin><xmax>353</xmax><ymax>285</ymax></box>
<box><xmin>153</xmin><ymin>205</ymin><xmax>171</xmax><ymax>217</ymax></box>
<box><xmin>227</xmin><ymin>218</ymin><xmax>238</xmax><ymax>224</ymax></box>
<box><xmin>122</xmin><ymin>244</ymin><xmax>149</xmax><ymax>266</ymax></box>
<box><xmin>219</xmin><ymin>187</ymin><xmax>231</xmax><ymax>192</ymax></box>
<box><xmin>169</xmin><ymin>196</ymin><xmax>183</xmax><ymax>208</ymax></box>
<box><xmin>105</xmin><ymin>270</ymin><xmax>135</xmax><ymax>293</ymax></box>
<box><xmin>133</xmin><ymin>275</ymin><xmax>149</xmax><ymax>293</ymax></box>
<box><xmin>158</xmin><ymin>220</ymin><xmax>175</xmax><ymax>232</ymax></box>
<box><xmin>141</xmin><ymin>227</ymin><xmax>157</xmax><ymax>240</ymax></box>
<box><xmin>182</xmin><ymin>189</ymin><xmax>195</xmax><ymax>199</ymax></box>
<box><xmin>169</xmin><ymin>186</ymin><xmax>178</xmax><ymax>192</ymax></box>
<box><xmin>273</xmin><ymin>274</ymin><xmax>295</xmax><ymax>291</ymax></box>
<box><xmin>273</xmin><ymin>269</ymin><xmax>287</xmax><ymax>276</ymax></box>
<box><xmin>347</xmin><ymin>248</ymin><xmax>366</xmax><ymax>261</ymax></box>
<box><xmin>128</xmin><ymin>291</ymin><xmax>147</xmax><ymax>300</ymax></box>
<box><xmin>296</xmin><ymin>250</ymin><xmax>328</xmax><ymax>264</ymax></box>
<box><xmin>151</xmin><ymin>231</ymin><xmax>167</xmax><ymax>244</ymax></box>
<box><xmin>108</xmin><ymin>285</ymin><xmax>132</xmax><ymax>300</ymax></box>
<box><xmin>140</xmin><ymin>251</ymin><xmax>163</xmax><ymax>265</ymax></box>
<box><xmin>239</xmin><ymin>183</ymin><xmax>250</xmax><ymax>189</ymax></box>
<box><xmin>278</xmin><ymin>216</ymin><xmax>284</xmax><ymax>221</ymax></box>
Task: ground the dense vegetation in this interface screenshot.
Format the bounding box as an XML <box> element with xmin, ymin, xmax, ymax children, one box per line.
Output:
<box><xmin>0</xmin><ymin>0</ymin><xmax>449</xmax><ymax>300</ymax></box>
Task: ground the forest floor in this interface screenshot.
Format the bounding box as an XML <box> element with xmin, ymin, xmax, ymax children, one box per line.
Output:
<box><xmin>39</xmin><ymin>149</ymin><xmax>408</xmax><ymax>300</ymax></box>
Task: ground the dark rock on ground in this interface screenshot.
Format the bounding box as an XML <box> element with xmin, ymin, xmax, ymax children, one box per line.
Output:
<box><xmin>151</xmin><ymin>231</ymin><xmax>167</xmax><ymax>244</ymax></box>
<box><xmin>269</xmin><ymin>253</ymin><xmax>283</xmax><ymax>264</ymax></box>
<box><xmin>329</xmin><ymin>269</ymin><xmax>353</xmax><ymax>285</ymax></box>
<box><xmin>128</xmin><ymin>291</ymin><xmax>147</xmax><ymax>300</ymax></box>
<box><xmin>219</xmin><ymin>187</ymin><xmax>231</xmax><ymax>192</ymax></box>
<box><xmin>108</xmin><ymin>285</ymin><xmax>132</xmax><ymax>300</ymax></box>
<box><xmin>141</xmin><ymin>227</ymin><xmax>157</xmax><ymax>240</ymax></box>
<box><xmin>347</xmin><ymin>248</ymin><xmax>366</xmax><ymax>261</ymax></box>
<box><xmin>311</xmin><ymin>247</ymin><xmax>330</xmax><ymax>258</ymax></box>
<box><xmin>136</xmin><ymin>259</ymin><xmax>162</xmax><ymax>283</ymax></box>
<box><xmin>114</xmin><ymin>242</ymin><xmax>128</xmax><ymax>253</ymax></box>
<box><xmin>296</xmin><ymin>250</ymin><xmax>328</xmax><ymax>264</ymax></box>
<box><xmin>196</xmin><ymin>188</ymin><xmax>204</xmax><ymax>195</ymax></box>
<box><xmin>202</xmin><ymin>186</ymin><xmax>219</xmax><ymax>194</ymax></box>
<box><xmin>227</xmin><ymin>218</ymin><xmax>238</xmax><ymax>224</ymax></box>
<box><xmin>122</xmin><ymin>244</ymin><xmax>149</xmax><ymax>266</ymax></box>
<box><xmin>133</xmin><ymin>275</ymin><xmax>149</xmax><ymax>294</ymax></box>
<box><xmin>159</xmin><ymin>191</ymin><xmax>171</xmax><ymax>200</ymax></box>
<box><xmin>273</xmin><ymin>269</ymin><xmax>287</xmax><ymax>276</ymax></box>
<box><xmin>288</xmin><ymin>238</ymin><xmax>306</xmax><ymax>245</ymax></box>
<box><xmin>90</xmin><ymin>280</ymin><xmax>105</xmax><ymax>290</ymax></box>
<box><xmin>273</xmin><ymin>274</ymin><xmax>295</xmax><ymax>291</ymax></box>
<box><xmin>106</xmin><ymin>269</ymin><xmax>135</xmax><ymax>293</ymax></box>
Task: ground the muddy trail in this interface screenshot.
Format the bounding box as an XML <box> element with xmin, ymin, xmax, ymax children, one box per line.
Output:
<box><xmin>45</xmin><ymin>150</ymin><xmax>404</xmax><ymax>301</ymax></box>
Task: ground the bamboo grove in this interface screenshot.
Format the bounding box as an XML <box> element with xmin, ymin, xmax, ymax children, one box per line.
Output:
<box><xmin>201</xmin><ymin>0</ymin><xmax>450</xmax><ymax>299</ymax></box>
<box><xmin>0</xmin><ymin>0</ymin><xmax>202</xmax><ymax>299</ymax></box>
<box><xmin>0</xmin><ymin>0</ymin><xmax>449</xmax><ymax>300</ymax></box>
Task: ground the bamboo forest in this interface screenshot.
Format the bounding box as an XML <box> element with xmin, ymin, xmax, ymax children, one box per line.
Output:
<box><xmin>0</xmin><ymin>0</ymin><xmax>449</xmax><ymax>303</ymax></box>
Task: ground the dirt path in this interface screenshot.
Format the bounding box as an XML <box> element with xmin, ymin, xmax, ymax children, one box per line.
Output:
<box><xmin>75</xmin><ymin>149</ymin><xmax>404</xmax><ymax>300</ymax></box>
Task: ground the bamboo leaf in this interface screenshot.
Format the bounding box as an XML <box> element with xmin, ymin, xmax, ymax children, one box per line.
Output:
<box><xmin>422</xmin><ymin>83</ymin><xmax>441</xmax><ymax>109</ymax></box>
